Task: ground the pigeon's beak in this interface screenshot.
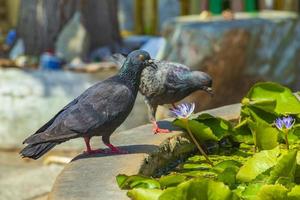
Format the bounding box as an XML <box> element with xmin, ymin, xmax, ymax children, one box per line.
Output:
<box><xmin>143</xmin><ymin>59</ymin><xmax>154</xmax><ymax>66</ymax></box>
<box><xmin>203</xmin><ymin>86</ymin><xmax>214</xmax><ymax>97</ymax></box>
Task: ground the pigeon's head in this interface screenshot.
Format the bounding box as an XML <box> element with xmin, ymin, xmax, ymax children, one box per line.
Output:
<box><xmin>191</xmin><ymin>71</ymin><xmax>213</xmax><ymax>95</ymax></box>
<box><xmin>127</xmin><ymin>50</ymin><xmax>151</xmax><ymax>69</ymax></box>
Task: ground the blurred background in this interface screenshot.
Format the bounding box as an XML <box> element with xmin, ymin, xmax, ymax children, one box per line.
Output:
<box><xmin>1</xmin><ymin>0</ymin><xmax>300</xmax><ymax>199</ymax></box>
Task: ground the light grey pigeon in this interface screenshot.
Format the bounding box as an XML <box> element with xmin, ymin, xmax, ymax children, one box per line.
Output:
<box><xmin>112</xmin><ymin>54</ymin><xmax>213</xmax><ymax>133</ymax></box>
<box><xmin>20</xmin><ymin>50</ymin><xmax>151</xmax><ymax>159</ymax></box>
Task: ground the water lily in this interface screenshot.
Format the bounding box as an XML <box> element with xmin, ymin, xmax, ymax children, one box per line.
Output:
<box><xmin>275</xmin><ymin>116</ymin><xmax>295</xmax><ymax>130</ymax></box>
<box><xmin>171</xmin><ymin>103</ymin><xmax>213</xmax><ymax>166</ymax></box>
<box><xmin>274</xmin><ymin>116</ymin><xmax>295</xmax><ymax>150</ymax></box>
<box><xmin>170</xmin><ymin>103</ymin><xmax>195</xmax><ymax>119</ymax></box>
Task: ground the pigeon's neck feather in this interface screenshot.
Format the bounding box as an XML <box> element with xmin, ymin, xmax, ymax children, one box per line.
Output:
<box><xmin>118</xmin><ymin>61</ymin><xmax>142</xmax><ymax>91</ymax></box>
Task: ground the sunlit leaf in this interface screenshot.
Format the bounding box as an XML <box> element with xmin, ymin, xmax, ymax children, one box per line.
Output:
<box><xmin>245</xmin><ymin>82</ymin><xmax>300</xmax><ymax>115</ymax></box>
<box><xmin>158</xmin><ymin>174</ymin><xmax>187</xmax><ymax>189</ymax></box>
<box><xmin>288</xmin><ymin>185</ymin><xmax>300</xmax><ymax>200</ymax></box>
<box><xmin>236</xmin><ymin>147</ymin><xmax>280</xmax><ymax>182</ymax></box>
<box><xmin>211</xmin><ymin>160</ymin><xmax>242</xmax><ymax>174</ymax></box>
<box><xmin>116</xmin><ymin>174</ymin><xmax>160</xmax><ymax>190</ymax></box>
<box><xmin>127</xmin><ymin>188</ymin><xmax>163</xmax><ymax>200</ymax></box>
<box><xmin>159</xmin><ymin>178</ymin><xmax>238</xmax><ymax>200</ymax></box>
<box><xmin>248</xmin><ymin>119</ymin><xmax>278</xmax><ymax>150</ymax></box>
<box><xmin>256</xmin><ymin>184</ymin><xmax>288</xmax><ymax>200</ymax></box>
<box><xmin>240</xmin><ymin>183</ymin><xmax>263</xmax><ymax>200</ymax></box>
<box><xmin>217</xmin><ymin>167</ymin><xmax>238</xmax><ymax>189</ymax></box>
<box><xmin>196</xmin><ymin>113</ymin><xmax>232</xmax><ymax>139</ymax></box>
<box><xmin>173</xmin><ymin>119</ymin><xmax>218</xmax><ymax>142</ymax></box>
<box><xmin>244</xmin><ymin>98</ymin><xmax>277</xmax><ymax>114</ymax></box>
<box><xmin>268</xmin><ymin>150</ymin><xmax>297</xmax><ymax>184</ymax></box>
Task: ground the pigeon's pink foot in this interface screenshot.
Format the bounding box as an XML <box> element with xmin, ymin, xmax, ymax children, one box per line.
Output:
<box><xmin>105</xmin><ymin>143</ymin><xmax>128</xmax><ymax>154</ymax></box>
<box><xmin>152</xmin><ymin>121</ymin><xmax>170</xmax><ymax>134</ymax></box>
<box><xmin>83</xmin><ymin>137</ymin><xmax>103</xmax><ymax>154</ymax></box>
<box><xmin>84</xmin><ymin>149</ymin><xmax>103</xmax><ymax>154</ymax></box>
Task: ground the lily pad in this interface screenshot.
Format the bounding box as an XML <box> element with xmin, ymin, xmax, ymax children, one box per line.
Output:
<box><xmin>245</xmin><ymin>82</ymin><xmax>300</xmax><ymax>115</ymax></box>
<box><xmin>247</xmin><ymin>119</ymin><xmax>279</xmax><ymax>150</ymax></box>
<box><xmin>268</xmin><ymin>150</ymin><xmax>297</xmax><ymax>184</ymax></box>
<box><xmin>256</xmin><ymin>184</ymin><xmax>288</xmax><ymax>200</ymax></box>
<box><xmin>196</xmin><ymin>113</ymin><xmax>232</xmax><ymax>139</ymax></box>
<box><xmin>116</xmin><ymin>174</ymin><xmax>160</xmax><ymax>190</ymax></box>
<box><xmin>158</xmin><ymin>174</ymin><xmax>187</xmax><ymax>189</ymax></box>
<box><xmin>173</xmin><ymin>119</ymin><xmax>218</xmax><ymax>142</ymax></box>
<box><xmin>159</xmin><ymin>178</ymin><xmax>238</xmax><ymax>200</ymax></box>
<box><xmin>288</xmin><ymin>185</ymin><xmax>300</xmax><ymax>200</ymax></box>
<box><xmin>242</xmin><ymin>98</ymin><xmax>277</xmax><ymax>114</ymax></box>
<box><xmin>239</xmin><ymin>183</ymin><xmax>263</xmax><ymax>200</ymax></box>
<box><xmin>236</xmin><ymin>147</ymin><xmax>280</xmax><ymax>182</ymax></box>
<box><xmin>127</xmin><ymin>188</ymin><xmax>163</xmax><ymax>200</ymax></box>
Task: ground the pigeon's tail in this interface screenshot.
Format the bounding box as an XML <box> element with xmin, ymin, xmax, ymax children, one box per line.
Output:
<box><xmin>20</xmin><ymin>142</ymin><xmax>58</xmax><ymax>160</ymax></box>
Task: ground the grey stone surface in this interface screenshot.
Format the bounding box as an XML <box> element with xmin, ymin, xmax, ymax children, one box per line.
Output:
<box><xmin>49</xmin><ymin>103</ymin><xmax>241</xmax><ymax>200</ymax></box>
<box><xmin>0</xmin><ymin>151</ymin><xmax>64</xmax><ymax>200</ymax></box>
<box><xmin>0</xmin><ymin>68</ymin><xmax>148</xmax><ymax>150</ymax></box>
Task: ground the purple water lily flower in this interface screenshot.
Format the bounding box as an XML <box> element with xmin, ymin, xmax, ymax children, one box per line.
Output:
<box><xmin>275</xmin><ymin>116</ymin><xmax>295</xmax><ymax>130</ymax></box>
<box><xmin>282</xmin><ymin>116</ymin><xmax>295</xmax><ymax>129</ymax></box>
<box><xmin>275</xmin><ymin>118</ymin><xmax>284</xmax><ymax>130</ymax></box>
<box><xmin>170</xmin><ymin>103</ymin><xmax>195</xmax><ymax>119</ymax></box>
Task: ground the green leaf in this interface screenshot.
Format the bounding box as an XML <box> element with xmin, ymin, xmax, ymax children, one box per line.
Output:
<box><xmin>242</xmin><ymin>98</ymin><xmax>277</xmax><ymax>114</ymax></box>
<box><xmin>127</xmin><ymin>188</ymin><xmax>163</xmax><ymax>200</ymax></box>
<box><xmin>213</xmin><ymin>160</ymin><xmax>242</xmax><ymax>188</ymax></box>
<box><xmin>246</xmin><ymin>106</ymin><xmax>278</xmax><ymax>124</ymax></box>
<box><xmin>173</xmin><ymin>119</ymin><xmax>218</xmax><ymax>142</ymax></box>
<box><xmin>217</xmin><ymin>167</ymin><xmax>239</xmax><ymax>189</ymax></box>
<box><xmin>116</xmin><ymin>174</ymin><xmax>129</xmax><ymax>188</ymax></box>
<box><xmin>236</xmin><ymin>147</ymin><xmax>280</xmax><ymax>182</ymax></box>
<box><xmin>240</xmin><ymin>183</ymin><xmax>263</xmax><ymax>200</ymax></box>
<box><xmin>256</xmin><ymin>184</ymin><xmax>288</xmax><ymax>200</ymax></box>
<box><xmin>211</xmin><ymin>160</ymin><xmax>242</xmax><ymax>174</ymax></box>
<box><xmin>288</xmin><ymin>185</ymin><xmax>300</xmax><ymax>200</ymax></box>
<box><xmin>248</xmin><ymin>119</ymin><xmax>278</xmax><ymax>150</ymax></box>
<box><xmin>196</xmin><ymin>113</ymin><xmax>232</xmax><ymax>139</ymax></box>
<box><xmin>233</xmin><ymin>119</ymin><xmax>253</xmax><ymax>144</ymax></box>
<box><xmin>116</xmin><ymin>174</ymin><xmax>160</xmax><ymax>190</ymax></box>
<box><xmin>245</xmin><ymin>82</ymin><xmax>300</xmax><ymax>115</ymax></box>
<box><xmin>158</xmin><ymin>174</ymin><xmax>187</xmax><ymax>189</ymax></box>
<box><xmin>183</xmin><ymin>163</ymin><xmax>211</xmax><ymax>170</ymax></box>
<box><xmin>159</xmin><ymin>178</ymin><xmax>238</xmax><ymax>200</ymax></box>
<box><xmin>268</xmin><ymin>150</ymin><xmax>297</xmax><ymax>184</ymax></box>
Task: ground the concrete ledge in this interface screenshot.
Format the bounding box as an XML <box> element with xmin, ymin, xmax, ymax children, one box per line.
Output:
<box><xmin>49</xmin><ymin>103</ymin><xmax>241</xmax><ymax>200</ymax></box>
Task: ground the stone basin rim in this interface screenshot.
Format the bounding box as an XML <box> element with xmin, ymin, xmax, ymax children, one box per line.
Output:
<box><xmin>49</xmin><ymin>103</ymin><xmax>241</xmax><ymax>200</ymax></box>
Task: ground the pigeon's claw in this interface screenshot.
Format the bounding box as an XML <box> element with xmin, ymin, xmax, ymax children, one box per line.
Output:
<box><xmin>84</xmin><ymin>137</ymin><xmax>104</xmax><ymax>154</ymax></box>
<box><xmin>105</xmin><ymin>143</ymin><xmax>128</xmax><ymax>154</ymax></box>
<box><xmin>84</xmin><ymin>149</ymin><xmax>103</xmax><ymax>154</ymax></box>
<box><xmin>152</xmin><ymin>121</ymin><xmax>170</xmax><ymax>134</ymax></box>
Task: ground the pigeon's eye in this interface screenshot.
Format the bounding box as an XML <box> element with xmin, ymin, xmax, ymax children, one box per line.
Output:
<box><xmin>138</xmin><ymin>54</ymin><xmax>145</xmax><ymax>61</ymax></box>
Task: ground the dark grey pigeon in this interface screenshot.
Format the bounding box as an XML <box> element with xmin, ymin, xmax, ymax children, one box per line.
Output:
<box><xmin>20</xmin><ymin>50</ymin><xmax>151</xmax><ymax>159</ymax></box>
<box><xmin>112</xmin><ymin>55</ymin><xmax>213</xmax><ymax>133</ymax></box>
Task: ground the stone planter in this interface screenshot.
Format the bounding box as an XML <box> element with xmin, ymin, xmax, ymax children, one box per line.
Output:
<box><xmin>49</xmin><ymin>103</ymin><xmax>241</xmax><ymax>200</ymax></box>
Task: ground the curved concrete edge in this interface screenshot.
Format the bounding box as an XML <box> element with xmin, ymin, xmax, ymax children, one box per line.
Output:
<box><xmin>49</xmin><ymin>103</ymin><xmax>241</xmax><ymax>200</ymax></box>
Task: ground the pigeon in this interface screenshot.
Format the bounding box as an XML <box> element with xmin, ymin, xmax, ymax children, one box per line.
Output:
<box><xmin>20</xmin><ymin>50</ymin><xmax>151</xmax><ymax>159</ymax></box>
<box><xmin>112</xmin><ymin>54</ymin><xmax>213</xmax><ymax>133</ymax></box>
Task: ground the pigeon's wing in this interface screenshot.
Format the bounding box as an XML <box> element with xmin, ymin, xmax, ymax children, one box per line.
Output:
<box><xmin>24</xmin><ymin>81</ymin><xmax>133</xmax><ymax>144</ymax></box>
<box><xmin>164</xmin><ymin>64</ymin><xmax>191</xmax><ymax>91</ymax></box>
<box><xmin>64</xmin><ymin>83</ymin><xmax>133</xmax><ymax>134</ymax></box>
<box><xmin>32</xmin><ymin>98</ymin><xmax>79</xmax><ymax>135</ymax></box>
